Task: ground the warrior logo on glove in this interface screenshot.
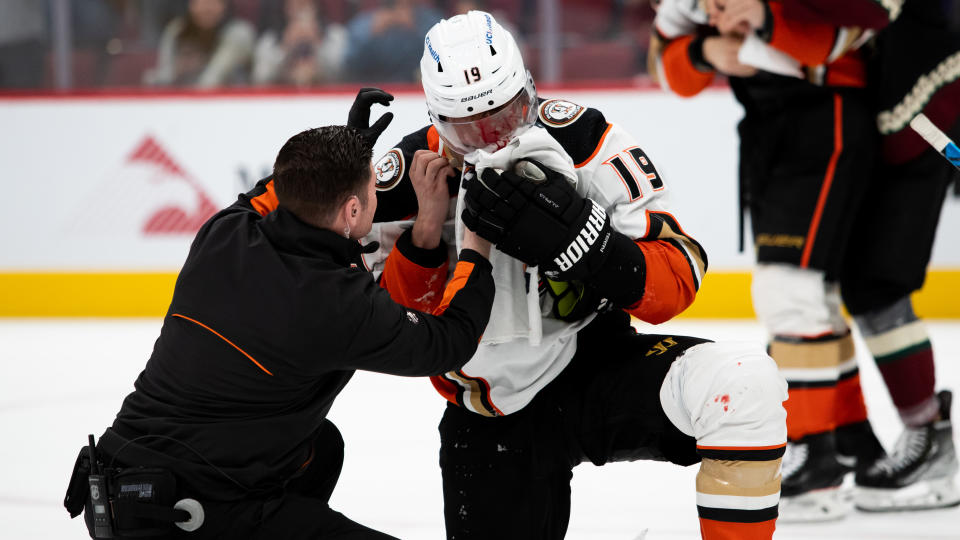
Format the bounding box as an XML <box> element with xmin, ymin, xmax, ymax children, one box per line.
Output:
<box><xmin>553</xmin><ymin>201</ymin><xmax>609</xmax><ymax>274</ymax></box>
<box><xmin>461</xmin><ymin>158</ymin><xmax>613</xmax><ymax>281</ymax></box>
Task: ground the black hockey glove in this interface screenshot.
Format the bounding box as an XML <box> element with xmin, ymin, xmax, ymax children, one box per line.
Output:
<box><xmin>544</xmin><ymin>278</ymin><xmax>610</xmax><ymax>322</ymax></box>
<box><xmin>461</xmin><ymin>159</ymin><xmax>614</xmax><ymax>281</ymax></box>
<box><xmin>347</xmin><ymin>87</ymin><xmax>394</xmax><ymax>149</ymax></box>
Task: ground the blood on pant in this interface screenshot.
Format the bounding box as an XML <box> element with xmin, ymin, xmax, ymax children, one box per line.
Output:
<box><xmin>714</xmin><ymin>394</ymin><xmax>731</xmax><ymax>412</ymax></box>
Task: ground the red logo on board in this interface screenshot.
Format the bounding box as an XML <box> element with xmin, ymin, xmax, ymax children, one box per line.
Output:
<box><xmin>127</xmin><ymin>136</ymin><xmax>217</xmax><ymax>234</ymax></box>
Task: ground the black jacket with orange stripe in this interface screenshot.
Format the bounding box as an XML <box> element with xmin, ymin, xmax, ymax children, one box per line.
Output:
<box><xmin>99</xmin><ymin>177</ymin><xmax>495</xmax><ymax>500</ymax></box>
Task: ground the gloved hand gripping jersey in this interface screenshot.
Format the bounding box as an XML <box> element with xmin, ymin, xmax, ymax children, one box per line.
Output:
<box><xmin>461</xmin><ymin>159</ymin><xmax>647</xmax><ymax>307</ymax></box>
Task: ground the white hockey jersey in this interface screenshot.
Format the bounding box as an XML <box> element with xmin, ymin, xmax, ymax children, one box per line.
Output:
<box><xmin>362</xmin><ymin>98</ymin><xmax>706</xmax><ymax>416</ymax></box>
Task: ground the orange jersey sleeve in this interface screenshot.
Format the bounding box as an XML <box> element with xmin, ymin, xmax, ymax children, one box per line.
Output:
<box><xmin>379</xmin><ymin>229</ymin><xmax>450</xmax><ymax>313</ymax></box>
<box><xmin>767</xmin><ymin>1</ymin><xmax>837</xmax><ymax>65</ymax></box>
<box><xmin>659</xmin><ymin>34</ymin><xmax>715</xmax><ymax>97</ymax></box>
<box><xmin>626</xmin><ymin>239</ymin><xmax>698</xmax><ymax>324</ymax></box>
<box><xmin>625</xmin><ymin>211</ymin><xmax>707</xmax><ymax>324</ymax></box>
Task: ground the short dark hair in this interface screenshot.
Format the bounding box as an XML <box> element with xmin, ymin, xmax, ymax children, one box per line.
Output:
<box><xmin>273</xmin><ymin>125</ymin><xmax>373</xmax><ymax>225</ymax></box>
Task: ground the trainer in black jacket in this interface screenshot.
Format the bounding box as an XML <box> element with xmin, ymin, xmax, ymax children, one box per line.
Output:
<box><xmin>75</xmin><ymin>96</ymin><xmax>495</xmax><ymax>539</ymax></box>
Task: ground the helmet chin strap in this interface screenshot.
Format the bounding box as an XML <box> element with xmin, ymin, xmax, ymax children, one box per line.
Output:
<box><xmin>438</xmin><ymin>138</ymin><xmax>465</xmax><ymax>170</ymax></box>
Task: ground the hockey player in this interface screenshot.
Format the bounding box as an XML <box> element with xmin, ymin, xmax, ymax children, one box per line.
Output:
<box><xmin>767</xmin><ymin>0</ymin><xmax>960</xmax><ymax>513</ymax></box>
<box><xmin>649</xmin><ymin>0</ymin><xmax>887</xmax><ymax>521</ymax></box>
<box><xmin>363</xmin><ymin>11</ymin><xmax>788</xmax><ymax>539</ymax></box>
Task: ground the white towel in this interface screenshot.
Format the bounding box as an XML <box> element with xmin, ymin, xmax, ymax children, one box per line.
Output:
<box><xmin>455</xmin><ymin>126</ymin><xmax>578</xmax><ymax>345</ymax></box>
<box><xmin>738</xmin><ymin>32</ymin><xmax>803</xmax><ymax>79</ymax></box>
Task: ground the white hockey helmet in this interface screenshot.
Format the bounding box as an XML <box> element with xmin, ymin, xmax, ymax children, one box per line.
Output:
<box><xmin>420</xmin><ymin>10</ymin><xmax>538</xmax><ymax>154</ymax></box>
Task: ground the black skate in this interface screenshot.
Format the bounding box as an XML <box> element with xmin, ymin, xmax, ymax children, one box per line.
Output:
<box><xmin>836</xmin><ymin>420</ymin><xmax>887</xmax><ymax>473</ymax></box>
<box><xmin>856</xmin><ymin>390</ymin><xmax>960</xmax><ymax>512</ymax></box>
<box><xmin>779</xmin><ymin>431</ymin><xmax>853</xmax><ymax>522</ymax></box>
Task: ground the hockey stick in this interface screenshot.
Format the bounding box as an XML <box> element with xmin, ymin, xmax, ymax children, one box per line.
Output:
<box><xmin>909</xmin><ymin>113</ymin><xmax>960</xmax><ymax>171</ymax></box>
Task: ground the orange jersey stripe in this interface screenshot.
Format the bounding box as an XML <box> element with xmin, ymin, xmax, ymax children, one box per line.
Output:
<box><xmin>575</xmin><ymin>123</ymin><xmax>613</xmax><ymax>168</ymax></box>
<box><xmin>661</xmin><ymin>35</ymin><xmax>715</xmax><ymax>98</ymax></box>
<box><xmin>380</xmin><ymin>247</ymin><xmax>448</xmax><ymax>312</ymax></box>
<box><xmin>626</xmin><ymin>239</ymin><xmax>697</xmax><ymax>324</ymax></box>
<box><xmin>835</xmin><ymin>373</ymin><xmax>869</xmax><ymax>426</ymax></box>
<box><xmin>171</xmin><ymin>313</ymin><xmax>274</xmax><ymax>376</ymax></box>
<box><xmin>430</xmin><ymin>374</ymin><xmax>460</xmax><ymax>405</ymax></box>
<box><xmin>824</xmin><ymin>51</ymin><xmax>868</xmax><ymax>87</ymax></box>
<box><xmin>699</xmin><ymin>518</ymin><xmax>776</xmax><ymax>540</ymax></box>
<box><xmin>785</xmin><ymin>385</ymin><xmax>837</xmax><ymax>440</ymax></box>
<box><xmin>459</xmin><ymin>369</ymin><xmax>504</xmax><ymax>416</ymax></box>
<box><xmin>434</xmin><ymin>261</ymin><xmax>475</xmax><ymax>316</ymax></box>
<box><xmin>697</xmin><ymin>443</ymin><xmax>787</xmax><ymax>452</ymax></box>
<box><xmin>800</xmin><ymin>93</ymin><xmax>843</xmax><ymax>268</ymax></box>
<box><xmin>250</xmin><ymin>180</ymin><xmax>279</xmax><ymax>217</ymax></box>
<box><xmin>768</xmin><ymin>2</ymin><xmax>835</xmax><ymax>65</ymax></box>
<box><xmin>427</xmin><ymin>125</ymin><xmax>441</xmax><ymax>153</ymax></box>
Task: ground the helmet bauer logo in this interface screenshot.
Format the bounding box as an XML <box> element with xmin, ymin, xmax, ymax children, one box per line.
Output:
<box><xmin>375</xmin><ymin>149</ymin><xmax>404</xmax><ymax>191</ymax></box>
<box><xmin>539</xmin><ymin>99</ymin><xmax>585</xmax><ymax>127</ymax></box>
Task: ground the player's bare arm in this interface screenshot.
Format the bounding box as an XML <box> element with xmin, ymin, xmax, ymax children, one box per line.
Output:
<box><xmin>715</xmin><ymin>0</ymin><xmax>766</xmax><ymax>35</ymax></box>
<box><xmin>702</xmin><ymin>34</ymin><xmax>757</xmax><ymax>77</ymax></box>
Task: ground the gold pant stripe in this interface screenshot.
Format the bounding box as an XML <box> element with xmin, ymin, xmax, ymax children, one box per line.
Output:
<box><xmin>770</xmin><ymin>333</ymin><xmax>854</xmax><ymax>369</ymax></box>
<box><xmin>695</xmin><ymin>458</ymin><xmax>782</xmax><ymax>498</ymax></box>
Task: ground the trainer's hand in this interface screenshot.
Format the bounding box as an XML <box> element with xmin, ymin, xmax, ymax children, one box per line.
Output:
<box><xmin>410</xmin><ymin>150</ymin><xmax>455</xmax><ymax>249</ymax></box>
<box><xmin>347</xmin><ymin>87</ymin><xmax>394</xmax><ymax>149</ymax></box>
<box><xmin>461</xmin><ymin>159</ymin><xmax>614</xmax><ymax>280</ymax></box>
<box><xmin>702</xmin><ymin>35</ymin><xmax>757</xmax><ymax>77</ymax></box>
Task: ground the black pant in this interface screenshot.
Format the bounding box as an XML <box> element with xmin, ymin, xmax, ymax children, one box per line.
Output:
<box><xmin>87</xmin><ymin>420</ymin><xmax>398</xmax><ymax>539</ymax></box>
<box><xmin>737</xmin><ymin>86</ymin><xmax>877</xmax><ymax>277</ymax></box>
<box><xmin>841</xmin><ymin>144</ymin><xmax>959</xmax><ymax>314</ymax></box>
<box><xmin>438</xmin><ymin>318</ymin><xmax>705</xmax><ymax>539</ymax></box>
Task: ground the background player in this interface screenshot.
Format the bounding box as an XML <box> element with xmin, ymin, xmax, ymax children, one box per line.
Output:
<box><xmin>761</xmin><ymin>0</ymin><xmax>960</xmax><ymax>513</ymax></box>
<box><xmin>650</xmin><ymin>0</ymin><xmax>885</xmax><ymax>520</ymax></box>
<box><xmin>656</xmin><ymin>0</ymin><xmax>952</xmax><ymax>519</ymax></box>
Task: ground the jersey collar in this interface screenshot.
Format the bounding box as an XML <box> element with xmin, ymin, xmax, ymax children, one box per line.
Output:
<box><xmin>259</xmin><ymin>207</ymin><xmax>364</xmax><ymax>267</ymax></box>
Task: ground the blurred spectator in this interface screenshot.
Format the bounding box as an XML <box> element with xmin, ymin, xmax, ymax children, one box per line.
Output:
<box><xmin>252</xmin><ymin>0</ymin><xmax>347</xmax><ymax>86</ymax></box>
<box><xmin>70</xmin><ymin>0</ymin><xmax>128</xmax><ymax>87</ymax></box>
<box><xmin>137</xmin><ymin>0</ymin><xmax>189</xmax><ymax>47</ymax></box>
<box><xmin>0</xmin><ymin>0</ymin><xmax>48</xmax><ymax>88</ymax></box>
<box><xmin>607</xmin><ymin>0</ymin><xmax>650</xmax><ymax>38</ymax></box>
<box><xmin>144</xmin><ymin>0</ymin><xmax>255</xmax><ymax>87</ymax></box>
<box><xmin>447</xmin><ymin>0</ymin><xmax>516</xmax><ymax>33</ymax></box>
<box><xmin>342</xmin><ymin>0</ymin><xmax>442</xmax><ymax>82</ymax></box>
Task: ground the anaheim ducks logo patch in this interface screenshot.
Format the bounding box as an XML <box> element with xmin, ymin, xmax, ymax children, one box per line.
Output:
<box><xmin>539</xmin><ymin>99</ymin><xmax>585</xmax><ymax>127</ymax></box>
<box><xmin>375</xmin><ymin>149</ymin><xmax>404</xmax><ymax>191</ymax></box>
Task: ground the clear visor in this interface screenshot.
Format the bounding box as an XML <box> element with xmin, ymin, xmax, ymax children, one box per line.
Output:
<box><xmin>432</xmin><ymin>76</ymin><xmax>538</xmax><ymax>156</ymax></box>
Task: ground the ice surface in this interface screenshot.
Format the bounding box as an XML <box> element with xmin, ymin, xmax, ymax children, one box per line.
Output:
<box><xmin>3</xmin><ymin>319</ymin><xmax>958</xmax><ymax>539</ymax></box>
